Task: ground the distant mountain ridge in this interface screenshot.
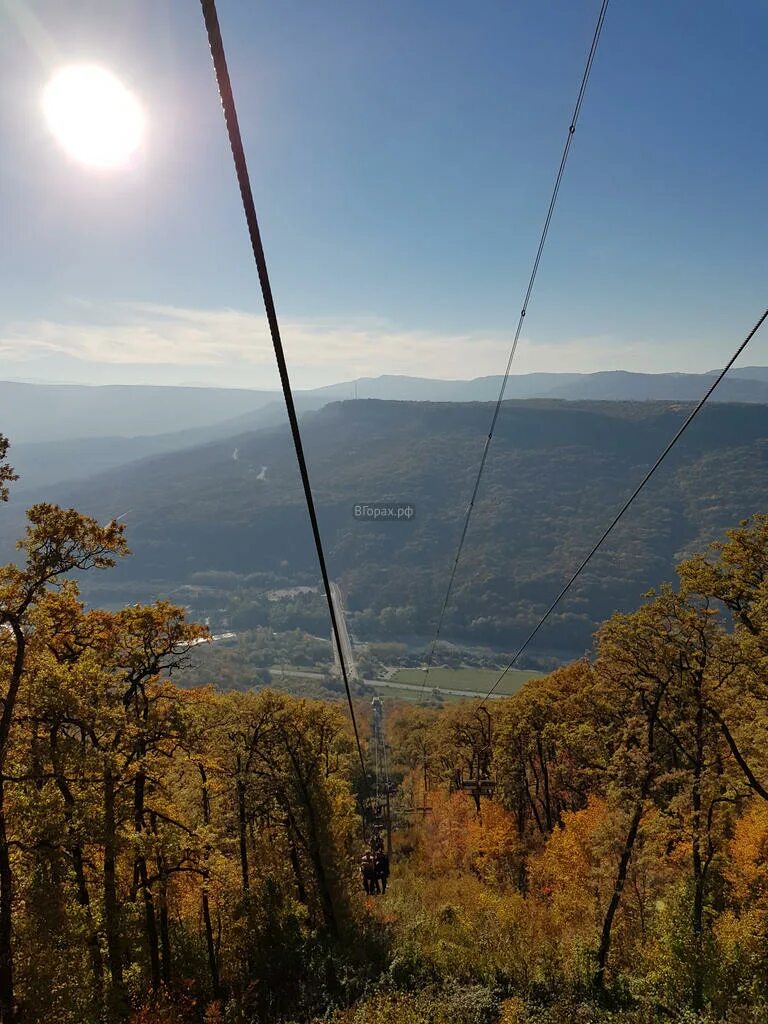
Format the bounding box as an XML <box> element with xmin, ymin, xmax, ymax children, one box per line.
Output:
<box><xmin>307</xmin><ymin>369</ymin><xmax>768</xmax><ymax>404</ymax></box>
<box><xmin>5</xmin><ymin>367</ymin><xmax>768</xmax><ymax>445</ymax></box>
<box><xmin>0</xmin><ymin>381</ymin><xmax>283</xmax><ymax>443</ymax></box>
<box><xmin>4</xmin><ymin>369</ymin><xmax>768</xmax><ymax>493</ymax></box>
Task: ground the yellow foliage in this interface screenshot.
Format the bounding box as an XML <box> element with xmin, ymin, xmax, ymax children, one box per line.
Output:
<box><xmin>725</xmin><ymin>799</ymin><xmax>768</xmax><ymax>907</ymax></box>
<box><xmin>528</xmin><ymin>797</ymin><xmax>609</xmax><ymax>952</ymax></box>
<box><xmin>498</xmin><ymin>998</ymin><xmax>527</xmax><ymax>1024</ymax></box>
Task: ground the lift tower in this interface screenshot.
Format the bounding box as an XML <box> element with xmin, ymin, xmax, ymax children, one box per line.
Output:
<box><xmin>370</xmin><ymin>697</ymin><xmax>393</xmax><ymax>857</ymax></box>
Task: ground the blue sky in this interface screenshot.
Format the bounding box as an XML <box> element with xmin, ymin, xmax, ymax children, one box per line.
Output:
<box><xmin>0</xmin><ymin>0</ymin><xmax>766</xmax><ymax>387</ymax></box>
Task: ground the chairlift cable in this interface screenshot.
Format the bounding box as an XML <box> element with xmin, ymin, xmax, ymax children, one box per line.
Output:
<box><xmin>199</xmin><ymin>0</ymin><xmax>368</xmax><ymax>785</ymax></box>
<box><xmin>478</xmin><ymin>307</ymin><xmax>768</xmax><ymax>707</ymax></box>
<box><xmin>420</xmin><ymin>0</ymin><xmax>611</xmax><ymax>699</ymax></box>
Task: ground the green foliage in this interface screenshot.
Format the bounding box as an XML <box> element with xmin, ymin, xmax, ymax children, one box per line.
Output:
<box><xmin>10</xmin><ymin>400</ymin><xmax>768</xmax><ymax>658</ymax></box>
<box><xmin>178</xmin><ymin>627</ymin><xmax>339</xmax><ymax>698</ymax></box>
<box><xmin>0</xmin><ymin>434</ymin><xmax>16</xmax><ymax>502</ymax></box>
<box><xmin>391</xmin><ymin>667</ymin><xmax>539</xmax><ymax>696</ymax></box>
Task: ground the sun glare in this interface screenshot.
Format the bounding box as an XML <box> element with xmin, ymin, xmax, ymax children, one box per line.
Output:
<box><xmin>42</xmin><ymin>64</ymin><xmax>145</xmax><ymax>169</ymax></box>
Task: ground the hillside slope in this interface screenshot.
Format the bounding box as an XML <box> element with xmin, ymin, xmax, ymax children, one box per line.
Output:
<box><xmin>4</xmin><ymin>398</ymin><xmax>767</xmax><ymax>658</ymax></box>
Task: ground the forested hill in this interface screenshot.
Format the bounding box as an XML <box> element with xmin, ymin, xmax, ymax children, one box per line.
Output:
<box><xmin>7</xmin><ymin>372</ymin><xmax>768</xmax><ymax>492</ymax></box>
<box><xmin>5</xmin><ymin>398</ymin><xmax>768</xmax><ymax>658</ymax></box>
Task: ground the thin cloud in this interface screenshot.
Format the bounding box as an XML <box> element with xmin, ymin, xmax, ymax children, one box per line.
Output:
<box><xmin>0</xmin><ymin>301</ymin><xmax>654</xmax><ymax>384</ymax></box>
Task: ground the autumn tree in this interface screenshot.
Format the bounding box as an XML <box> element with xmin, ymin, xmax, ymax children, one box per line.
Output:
<box><xmin>176</xmin><ymin>687</ymin><xmax>226</xmax><ymax>1002</ymax></box>
<box><xmin>679</xmin><ymin>514</ymin><xmax>768</xmax><ymax>801</ymax></box>
<box><xmin>426</xmin><ymin>705</ymin><xmax>495</xmax><ymax>813</ymax></box>
<box><xmin>0</xmin><ymin>438</ymin><xmax>16</xmax><ymax>503</ymax></box>
<box><xmin>591</xmin><ymin>587</ymin><xmax>745</xmax><ymax>1008</ymax></box>
<box><xmin>387</xmin><ymin>705</ymin><xmax>440</xmax><ymax>817</ymax></box>
<box><xmin>0</xmin><ymin>506</ymin><xmax>126</xmax><ymax>1023</ymax></box>
<box><xmin>494</xmin><ymin>662</ymin><xmax>610</xmax><ymax>857</ymax></box>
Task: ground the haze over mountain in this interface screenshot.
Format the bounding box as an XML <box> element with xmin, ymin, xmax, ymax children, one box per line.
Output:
<box><xmin>5</xmin><ymin>397</ymin><xmax>767</xmax><ymax>661</ymax></box>
<box><xmin>0</xmin><ymin>381</ymin><xmax>284</xmax><ymax>443</ymax></box>
<box><xmin>4</xmin><ymin>364</ymin><xmax>768</xmax><ymax>448</ymax></box>
<box><xmin>6</xmin><ymin>396</ymin><xmax>323</xmax><ymax>491</ymax></box>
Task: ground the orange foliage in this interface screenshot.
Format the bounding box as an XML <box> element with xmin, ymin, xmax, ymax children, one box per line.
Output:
<box><xmin>414</xmin><ymin>788</ymin><xmax>521</xmax><ymax>883</ymax></box>
<box><xmin>725</xmin><ymin>799</ymin><xmax>768</xmax><ymax>907</ymax></box>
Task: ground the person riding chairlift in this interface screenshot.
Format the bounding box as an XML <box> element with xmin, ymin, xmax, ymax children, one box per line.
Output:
<box><xmin>374</xmin><ymin>850</ymin><xmax>390</xmax><ymax>894</ymax></box>
<box><xmin>360</xmin><ymin>851</ymin><xmax>376</xmax><ymax>895</ymax></box>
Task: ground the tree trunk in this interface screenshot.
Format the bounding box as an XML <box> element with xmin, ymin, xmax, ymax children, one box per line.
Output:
<box><xmin>525</xmin><ymin>783</ymin><xmax>545</xmax><ymax>835</ymax></box>
<box><xmin>306</xmin><ymin>836</ymin><xmax>337</xmax><ymax>935</ymax></box>
<box><xmin>0</xmin><ymin>778</ymin><xmax>14</xmax><ymax>1024</ymax></box>
<box><xmin>133</xmin><ymin>770</ymin><xmax>160</xmax><ymax>991</ymax></box>
<box><xmin>536</xmin><ymin>735</ymin><xmax>554</xmax><ymax>832</ymax></box>
<box><xmin>156</xmin><ymin>854</ymin><xmax>171</xmax><ymax>988</ymax></box>
<box><xmin>516</xmin><ymin>778</ymin><xmax>528</xmax><ymax>892</ymax></box>
<box><xmin>103</xmin><ymin>769</ymin><xmax>127</xmax><ymax>1020</ymax></box>
<box><xmin>51</xmin><ymin>726</ymin><xmax>104</xmax><ymax>1008</ymax></box>
<box><xmin>0</xmin><ymin>623</ymin><xmax>27</xmax><ymax>1024</ymax></box>
<box><xmin>691</xmin><ymin>677</ymin><xmax>705</xmax><ymax>1013</ymax></box>
<box><xmin>286</xmin><ymin>824</ymin><xmax>308</xmax><ymax>905</ymax></box>
<box><xmin>594</xmin><ymin>798</ymin><xmax>644</xmax><ymax>992</ymax></box>
<box><xmin>149</xmin><ymin>812</ymin><xmax>171</xmax><ymax>989</ymax></box>
<box><xmin>290</xmin><ymin>774</ymin><xmax>337</xmax><ymax>936</ymax></box>
<box><xmin>710</xmin><ymin>707</ymin><xmax>768</xmax><ymax>800</ymax></box>
<box><xmin>73</xmin><ymin>845</ymin><xmax>105</xmax><ymax>1009</ymax></box>
<box><xmin>236</xmin><ymin>778</ymin><xmax>250</xmax><ymax>898</ymax></box>
<box><xmin>199</xmin><ymin>766</ymin><xmax>221</xmax><ymax>999</ymax></box>
<box><xmin>202</xmin><ymin>891</ymin><xmax>220</xmax><ymax>1000</ymax></box>
<box><xmin>137</xmin><ymin>856</ymin><xmax>161</xmax><ymax>991</ymax></box>
<box><xmin>594</xmin><ymin>684</ymin><xmax>665</xmax><ymax>995</ymax></box>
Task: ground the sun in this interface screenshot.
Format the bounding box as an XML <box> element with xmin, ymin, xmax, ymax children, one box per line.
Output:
<box><xmin>42</xmin><ymin>64</ymin><xmax>145</xmax><ymax>169</ymax></box>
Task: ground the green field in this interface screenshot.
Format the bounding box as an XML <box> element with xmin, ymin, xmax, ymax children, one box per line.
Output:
<box><xmin>386</xmin><ymin>666</ymin><xmax>541</xmax><ymax>697</ymax></box>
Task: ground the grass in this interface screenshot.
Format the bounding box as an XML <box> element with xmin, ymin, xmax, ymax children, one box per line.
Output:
<box><xmin>260</xmin><ymin>665</ymin><xmax>542</xmax><ymax>703</ymax></box>
<box><xmin>367</xmin><ymin>684</ymin><xmax>460</xmax><ymax>704</ymax></box>
<box><xmin>389</xmin><ymin>667</ymin><xmax>540</xmax><ymax>697</ymax></box>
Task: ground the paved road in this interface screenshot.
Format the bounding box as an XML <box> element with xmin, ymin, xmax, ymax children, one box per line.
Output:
<box><xmin>330</xmin><ymin>581</ymin><xmax>358</xmax><ymax>681</ymax></box>
<box><xmin>273</xmin><ymin>666</ymin><xmax>502</xmax><ymax>700</ymax></box>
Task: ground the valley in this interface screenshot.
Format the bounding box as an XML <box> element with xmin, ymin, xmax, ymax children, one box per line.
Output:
<box><xmin>5</xmin><ymin>393</ymin><xmax>768</xmax><ymax>666</ymax></box>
